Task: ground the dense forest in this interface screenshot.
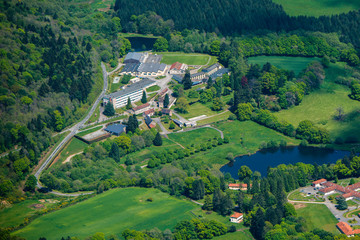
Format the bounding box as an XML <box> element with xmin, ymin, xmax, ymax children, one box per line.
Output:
<box><xmin>114</xmin><ymin>0</ymin><xmax>360</xmax><ymax>48</ymax></box>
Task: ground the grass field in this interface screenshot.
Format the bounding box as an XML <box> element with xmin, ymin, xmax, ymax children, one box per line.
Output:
<box><xmin>146</xmin><ymin>85</ymin><xmax>161</xmax><ymax>92</ymax></box>
<box><xmin>213</xmin><ymin>230</ymin><xmax>253</xmax><ymax>240</ymax></box>
<box><xmin>168</xmin><ymin>127</ymin><xmax>221</xmax><ymax>147</ymax></box>
<box><xmin>14</xmin><ymin>188</ymin><xmax>197</xmax><ymax>240</ymax></box>
<box><xmin>178</xmin><ymin>102</ymin><xmax>219</xmax><ymax>119</ymax></box>
<box><xmin>247</xmin><ymin>56</ymin><xmax>319</xmax><ymax>75</ymax></box>
<box><xmin>295</xmin><ymin>203</ymin><xmax>339</xmax><ymax>234</ymax></box>
<box><xmin>184</xmin><ymin>120</ymin><xmax>300</xmax><ymax>167</ymax></box>
<box><xmin>156</xmin><ymin>52</ymin><xmax>215</xmax><ymax>65</ymax></box>
<box><xmin>76</xmin><ymin>126</ymin><xmax>103</xmax><ymax>137</ymax></box>
<box><xmin>274</xmin><ymin>62</ymin><xmax>360</xmax><ymax>143</ymax></box>
<box><xmin>288</xmin><ymin>190</ymin><xmax>324</xmax><ymax>202</ymax></box>
<box><xmin>197</xmin><ymin>111</ymin><xmax>232</xmax><ymax>125</ymax></box>
<box><xmin>272</xmin><ymin>0</ymin><xmax>360</xmax><ymax>17</ymax></box>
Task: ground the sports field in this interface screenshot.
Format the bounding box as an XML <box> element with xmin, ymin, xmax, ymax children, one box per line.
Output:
<box><xmin>273</xmin><ymin>0</ymin><xmax>360</xmax><ymax>17</ymax></box>
<box><xmin>156</xmin><ymin>52</ymin><xmax>215</xmax><ymax>65</ymax></box>
<box><xmin>247</xmin><ymin>56</ymin><xmax>319</xmax><ymax>75</ymax></box>
<box><xmin>274</xmin><ymin>62</ymin><xmax>360</xmax><ymax>143</ymax></box>
<box><xmin>14</xmin><ymin>188</ymin><xmax>197</xmax><ymax>240</ymax></box>
<box><xmin>295</xmin><ymin>203</ymin><xmax>339</xmax><ymax>234</ymax></box>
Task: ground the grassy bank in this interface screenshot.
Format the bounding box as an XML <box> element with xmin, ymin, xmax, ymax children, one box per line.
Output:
<box><xmin>15</xmin><ymin>188</ymin><xmax>197</xmax><ymax>240</ymax></box>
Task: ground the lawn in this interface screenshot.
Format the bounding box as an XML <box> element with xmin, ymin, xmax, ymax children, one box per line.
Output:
<box><xmin>178</xmin><ymin>102</ymin><xmax>218</xmax><ymax>119</ymax></box>
<box><xmin>156</xmin><ymin>52</ymin><xmax>214</xmax><ymax>65</ymax></box>
<box><xmin>274</xmin><ymin>62</ymin><xmax>360</xmax><ymax>143</ymax></box>
<box><xmin>146</xmin><ymin>85</ymin><xmax>161</xmax><ymax>92</ymax></box>
<box><xmin>272</xmin><ymin>0</ymin><xmax>360</xmax><ymax>17</ymax></box>
<box><xmin>295</xmin><ymin>203</ymin><xmax>339</xmax><ymax>234</ymax></box>
<box><xmin>76</xmin><ymin>126</ymin><xmax>103</xmax><ymax>137</ymax></box>
<box><xmin>288</xmin><ymin>190</ymin><xmax>324</xmax><ymax>202</ymax></box>
<box><xmin>184</xmin><ymin>120</ymin><xmax>300</xmax><ymax>167</ymax></box>
<box><xmin>14</xmin><ymin>188</ymin><xmax>197</xmax><ymax>240</ymax></box>
<box><xmin>213</xmin><ymin>230</ymin><xmax>253</xmax><ymax>240</ymax></box>
<box><xmin>197</xmin><ymin>111</ymin><xmax>232</xmax><ymax>125</ymax></box>
<box><xmin>247</xmin><ymin>56</ymin><xmax>319</xmax><ymax>75</ymax></box>
<box><xmin>168</xmin><ymin>127</ymin><xmax>221</xmax><ymax>147</ymax></box>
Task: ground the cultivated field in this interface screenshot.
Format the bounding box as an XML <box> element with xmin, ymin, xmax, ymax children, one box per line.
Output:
<box><xmin>156</xmin><ymin>52</ymin><xmax>215</xmax><ymax>65</ymax></box>
<box><xmin>15</xmin><ymin>188</ymin><xmax>197</xmax><ymax>240</ymax></box>
<box><xmin>272</xmin><ymin>0</ymin><xmax>360</xmax><ymax>17</ymax></box>
<box><xmin>247</xmin><ymin>56</ymin><xmax>319</xmax><ymax>75</ymax></box>
<box><xmin>295</xmin><ymin>203</ymin><xmax>339</xmax><ymax>234</ymax></box>
<box><xmin>274</xmin><ymin>62</ymin><xmax>360</xmax><ymax>143</ymax></box>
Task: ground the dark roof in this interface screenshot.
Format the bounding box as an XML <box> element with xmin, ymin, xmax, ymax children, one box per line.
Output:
<box><xmin>145</xmin><ymin>115</ymin><xmax>153</xmax><ymax>125</ymax></box>
<box><xmin>209</xmin><ymin>68</ymin><xmax>229</xmax><ymax>79</ymax></box>
<box><xmin>173</xmin><ymin>119</ymin><xmax>183</xmax><ymax>125</ymax></box>
<box><xmin>203</xmin><ymin>63</ymin><xmax>220</xmax><ymax>72</ymax></box>
<box><xmin>138</xmin><ymin>63</ymin><xmax>166</xmax><ymax>73</ymax></box>
<box><xmin>105</xmin><ymin>124</ymin><xmax>126</xmax><ymax>135</ymax></box>
<box><xmin>172</xmin><ymin>74</ymin><xmax>184</xmax><ymax>83</ymax></box>
<box><xmin>121</xmin><ymin>63</ymin><xmax>140</xmax><ymax>73</ymax></box>
<box><xmin>145</xmin><ymin>54</ymin><xmax>162</xmax><ymax>63</ymax></box>
<box><xmin>191</xmin><ymin>72</ymin><xmax>206</xmax><ymax>78</ymax></box>
<box><xmin>124</xmin><ymin>52</ymin><xmax>143</xmax><ymax>62</ymax></box>
<box><xmin>162</xmin><ymin>108</ymin><xmax>171</xmax><ymax>114</ymax></box>
<box><xmin>104</xmin><ymin>79</ymin><xmax>155</xmax><ymax>100</ymax></box>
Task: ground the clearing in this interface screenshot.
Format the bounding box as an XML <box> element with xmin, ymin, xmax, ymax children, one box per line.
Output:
<box><xmin>247</xmin><ymin>56</ymin><xmax>319</xmax><ymax>75</ymax></box>
<box><xmin>272</xmin><ymin>0</ymin><xmax>360</xmax><ymax>17</ymax></box>
<box><xmin>156</xmin><ymin>52</ymin><xmax>216</xmax><ymax>65</ymax></box>
<box><xmin>295</xmin><ymin>203</ymin><xmax>339</xmax><ymax>234</ymax></box>
<box><xmin>274</xmin><ymin>62</ymin><xmax>360</xmax><ymax>143</ymax></box>
<box><xmin>14</xmin><ymin>188</ymin><xmax>197</xmax><ymax>240</ymax></box>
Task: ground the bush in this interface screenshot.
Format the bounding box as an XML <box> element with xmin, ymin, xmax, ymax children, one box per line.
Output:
<box><xmin>228</xmin><ymin>225</ymin><xmax>237</xmax><ymax>232</ymax></box>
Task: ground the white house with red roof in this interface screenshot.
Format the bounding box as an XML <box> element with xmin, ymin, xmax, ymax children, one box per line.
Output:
<box><xmin>312</xmin><ymin>178</ymin><xmax>327</xmax><ymax>188</ymax></box>
<box><xmin>230</xmin><ymin>212</ymin><xmax>243</xmax><ymax>223</ymax></box>
<box><xmin>169</xmin><ymin>62</ymin><xmax>188</xmax><ymax>74</ymax></box>
<box><xmin>314</xmin><ymin>178</ymin><xmax>360</xmax><ymax>201</ymax></box>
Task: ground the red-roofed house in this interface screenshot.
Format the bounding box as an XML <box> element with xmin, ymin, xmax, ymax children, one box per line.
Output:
<box><xmin>316</xmin><ymin>179</ymin><xmax>360</xmax><ymax>201</ymax></box>
<box><xmin>337</xmin><ymin>222</ymin><xmax>360</xmax><ymax>237</ymax></box>
<box><xmin>230</xmin><ymin>212</ymin><xmax>243</xmax><ymax>223</ymax></box>
<box><xmin>228</xmin><ymin>183</ymin><xmax>249</xmax><ymax>191</ymax></box>
<box><xmin>143</xmin><ymin>108</ymin><xmax>155</xmax><ymax>117</ymax></box>
<box><xmin>132</xmin><ymin>103</ymin><xmax>150</xmax><ymax>115</ymax></box>
<box><xmin>169</xmin><ymin>62</ymin><xmax>188</xmax><ymax>74</ymax></box>
<box><xmin>312</xmin><ymin>178</ymin><xmax>327</xmax><ymax>187</ymax></box>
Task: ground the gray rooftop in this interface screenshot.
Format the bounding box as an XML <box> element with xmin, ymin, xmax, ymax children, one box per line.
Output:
<box><xmin>138</xmin><ymin>63</ymin><xmax>166</xmax><ymax>73</ymax></box>
<box><xmin>121</xmin><ymin>63</ymin><xmax>140</xmax><ymax>73</ymax></box>
<box><xmin>145</xmin><ymin>54</ymin><xmax>162</xmax><ymax>63</ymax></box>
<box><xmin>203</xmin><ymin>63</ymin><xmax>220</xmax><ymax>72</ymax></box>
<box><xmin>209</xmin><ymin>68</ymin><xmax>229</xmax><ymax>79</ymax></box>
<box><xmin>124</xmin><ymin>52</ymin><xmax>144</xmax><ymax>62</ymax></box>
<box><xmin>191</xmin><ymin>71</ymin><xmax>206</xmax><ymax>78</ymax></box>
<box><xmin>104</xmin><ymin>78</ymin><xmax>155</xmax><ymax>99</ymax></box>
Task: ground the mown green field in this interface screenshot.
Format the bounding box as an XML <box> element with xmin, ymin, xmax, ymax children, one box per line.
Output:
<box><xmin>178</xmin><ymin>102</ymin><xmax>219</xmax><ymax>119</ymax></box>
<box><xmin>156</xmin><ymin>52</ymin><xmax>214</xmax><ymax>65</ymax></box>
<box><xmin>197</xmin><ymin>111</ymin><xmax>232</xmax><ymax>125</ymax></box>
<box><xmin>273</xmin><ymin>0</ymin><xmax>360</xmax><ymax>17</ymax></box>
<box><xmin>168</xmin><ymin>127</ymin><xmax>221</xmax><ymax>147</ymax></box>
<box><xmin>247</xmin><ymin>56</ymin><xmax>319</xmax><ymax>75</ymax></box>
<box><xmin>14</xmin><ymin>188</ymin><xmax>197</xmax><ymax>240</ymax></box>
<box><xmin>213</xmin><ymin>230</ymin><xmax>253</xmax><ymax>240</ymax></box>
<box><xmin>295</xmin><ymin>203</ymin><xmax>339</xmax><ymax>234</ymax></box>
<box><xmin>274</xmin><ymin>62</ymin><xmax>360</xmax><ymax>143</ymax></box>
<box><xmin>185</xmin><ymin>120</ymin><xmax>300</xmax><ymax>167</ymax></box>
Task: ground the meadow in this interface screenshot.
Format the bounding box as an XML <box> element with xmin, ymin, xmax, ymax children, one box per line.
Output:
<box><xmin>14</xmin><ymin>188</ymin><xmax>197</xmax><ymax>240</ymax></box>
<box><xmin>295</xmin><ymin>203</ymin><xmax>339</xmax><ymax>234</ymax></box>
<box><xmin>76</xmin><ymin>126</ymin><xmax>103</xmax><ymax>137</ymax></box>
<box><xmin>247</xmin><ymin>56</ymin><xmax>319</xmax><ymax>75</ymax></box>
<box><xmin>168</xmin><ymin>127</ymin><xmax>221</xmax><ymax>147</ymax></box>
<box><xmin>274</xmin><ymin>62</ymin><xmax>360</xmax><ymax>143</ymax></box>
<box><xmin>272</xmin><ymin>0</ymin><xmax>360</xmax><ymax>17</ymax></box>
<box><xmin>156</xmin><ymin>52</ymin><xmax>215</xmax><ymax>65</ymax></box>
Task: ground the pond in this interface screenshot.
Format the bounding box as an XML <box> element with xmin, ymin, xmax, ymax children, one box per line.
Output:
<box><xmin>220</xmin><ymin>146</ymin><xmax>350</xmax><ymax>178</ymax></box>
<box><xmin>127</xmin><ymin>37</ymin><xmax>158</xmax><ymax>51</ymax></box>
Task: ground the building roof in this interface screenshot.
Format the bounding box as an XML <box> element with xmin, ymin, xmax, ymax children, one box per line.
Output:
<box><xmin>132</xmin><ymin>103</ymin><xmax>150</xmax><ymax>112</ymax></box>
<box><xmin>191</xmin><ymin>71</ymin><xmax>206</xmax><ymax>78</ymax></box>
<box><xmin>173</xmin><ymin>119</ymin><xmax>183</xmax><ymax>125</ymax></box>
<box><xmin>121</xmin><ymin>63</ymin><xmax>140</xmax><ymax>73</ymax></box>
<box><xmin>144</xmin><ymin>115</ymin><xmax>153</xmax><ymax>125</ymax></box>
<box><xmin>159</xmin><ymin>88</ymin><xmax>168</xmax><ymax>96</ymax></box>
<box><xmin>144</xmin><ymin>108</ymin><xmax>155</xmax><ymax>115</ymax></box>
<box><xmin>209</xmin><ymin>68</ymin><xmax>229</xmax><ymax>79</ymax></box>
<box><xmin>124</xmin><ymin>52</ymin><xmax>144</xmax><ymax>62</ymax></box>
<box><xmin>138</xmin><ymin>63</ymin><xmax>166</xmax><ymax>73</ymax></box>
<box><xmin>162</xmin><ymin>108</ymin><xmax>171</xmax><ymax>114</ymax></box>
<box><xmin>337</xmin><ymin>222</ymin><xmax>360</xmax><ymax>236</ymax></box>
<box><xmin>312</xmin><ymin>179</ymin><xmax>327</xmax><ymax>185</ymax></box>
<box><xmin>104</xmin><ymin>79</ymin><xmax>155</xmax><ymax>100</ymax></box>
<box><xmin>145</xmin><ymin>54</ymin><xmax>162</xmax><ymax>63</ymax></box>
<box><xmin>230</xmin><ymin>212</ymin><xmax>243</xmax><ymax>219</ymax></box>
<box><xmin>104</xmin><ymin>124</ymin><xmax>126</xmax><ymax>135</ymax></box>
<box><xmin>172</xmin><ymin>74</ymin><xmax>184</xmax><ymax>83</ymax></box>
<box><xmin>229</xmin><ymin>183</ymin><xmax>240</xmax><ymax>188</ymax></box>
<box><xmin>203</xmin><ymin>63</ymin><xmax>220</xmax><ymax>72</ymax></box>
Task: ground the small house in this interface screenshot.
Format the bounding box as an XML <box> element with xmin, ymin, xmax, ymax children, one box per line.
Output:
<box><xmin>132</xmin><ymin>103</ymin><xmax>151</xmax><ymax>115</ymax></box>
<box><xmin>104</xmin><ymin>124</ymin><xmax>126</xmax><ymax>136</ymax></box>
<box><xmin>143</xmin><ymin>108</ymin><xmax>155</xmax><ymax>117</ymax></box>
<box><xmin>145</xmin><ymin>115</ymin><xmax>156</xmax><ymax>129</ymax></box>
<box><xmin>230</xmin><ymin>212</ymin><xmax>243</xmax><ymax>223</ymax></box>
<box><xmin>312</xmin><ymin>179</ymin><xmax>327</xmax><ymax>188</ymax></box>
<box><xmin>161</xmin><ymin>108</ymin><xmax>172</xmax><ymax>116</ymax></box>
<box><xmin>173</xmin><ymin>119</ymin><xmax>183</xmax><ymax>127</ymax></box>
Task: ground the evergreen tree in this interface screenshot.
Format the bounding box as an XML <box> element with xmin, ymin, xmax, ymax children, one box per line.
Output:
<box><xmin>24</xmin><ymin>175</ymin><xmax>37</xmax><ymax>192</ymax></box>
<box><xmin>109</xmin><ymin>142</ymin><xmax>120</xmax><ymax>162</ymax></box>
<box><xmin>191</xmin><ymin>179</ymin><xmax>205</xmax><ymax>200</ymax></box>
<box><xmin>183</xmin><ymin>70</ymin><xmax>192</xmax><ymax>90</ymax></box>
<box><xmin>153</xmin><ymin>132</ymin><xmax>163</xmax><ymax>146</ymax></box>
<box><xmin>202</xmin><ymin>195</ymin><xmax>213</xmax><ymax>210</ymax></box>
<box><xmin>126</xmin><ymin>115</ymin><xmax>138</xmax><ymax>133</ymax></box>
<box><xmin>207</xmin><ymin>77</ymin><xmax>213</xmax><ymax>89</ymax></box>
<box><xmin>141</xmin><ymin>91</ymin><xmax>147</xmax><ymax>103</ymax></box>
<box><xmin>126</xmin><ymin>97</ymin><xmax>132</xmax><ymax>110</ymax></box>
<box><xmin>133</xmin><ymin>114</ymin><xmax>139</xmax><ymax>129</ymax></box>
<box><xmin>164</xmin><ymin>94</ymin><xmax>169</xmax><ymax>108</ymax></box>
<box><xmin>250</xmin><ymin>208</ymin><xmax>265</xmax><ymax>240</ymax></box>
<box><xmin>336</xmin><ymin>196</ymin><xmax>348</xmax><ymax>210</ymax></box>
<box><xmin>103</xmin><ymin>102</ymin><xmax>115</xmax><ymax>116</ymax></box>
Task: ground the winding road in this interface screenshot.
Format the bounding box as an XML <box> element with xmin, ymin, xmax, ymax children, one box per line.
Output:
<box><xmin>34</xmin><ymin>62</ymin><xmax>109</xmax><ymax>196</ymax></box>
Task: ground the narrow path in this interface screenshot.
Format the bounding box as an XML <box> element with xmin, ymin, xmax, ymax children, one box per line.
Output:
<box><xmin>167</xmin><ymin>138</ymin><xmax>185</xmax><ymax>149</ymax></box>
<box><xmin>108</xmin><ymin>61</ymin><xmax>123</xmax><ymax>76</ymax></box>
<box><xmin>63</xmin><ymin>151</ymin><xmax>83</xmax><ymax>164</ymax></box>
<box><xmin>191</xmin><ymin>200</ymin><xmax>204</xmax><ymax>206</ymax></box>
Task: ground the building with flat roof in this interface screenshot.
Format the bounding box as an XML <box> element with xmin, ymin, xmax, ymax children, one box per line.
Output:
<box><xmin>209</xmin><ymin>68</ymin><xmax>229</xmax><ymax>80</ymax></box>
<box><xmin>137</xmin><ymin>63</ymin><xmax>167</xmax><ymax>76</ymax></box>
<box><xmin>132</xmin><ymin>103</ymin><xmax>151</xmax><ymax>115</ymax></box>
<box><xmin>203</xmin><ymin>63</ymin><xmax>221</xmax><ymax>75</ymax></box>
<box><xmin>103</xmin><ymin>79</ymin><xmax>156</xmax><ymax>109</ymax></box>
<box><xmin>104</xmin><ymin>124</ymin><xmax>126</xmax><ymax>136</ymax></box>
<box><xmin>124</xmin><ymin>52</ymin><xmax>147</xmax><ymax>64</ymax></box>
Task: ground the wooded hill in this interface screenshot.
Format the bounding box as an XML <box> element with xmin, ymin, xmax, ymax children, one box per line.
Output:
<box><xmin>114</xmin><ymin>0</ymin><xmax>360</xmax><ymax>48</ymax></box>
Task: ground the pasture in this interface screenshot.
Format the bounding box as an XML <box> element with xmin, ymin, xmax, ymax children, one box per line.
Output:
<box><xmin>247</xmin><ymin>56</ymin><xmax>319</xmax><ymax>75</ymax></box>
<box><xmin>272</xmin><ymin>0</ymin><xmax>360</xmax><ymax>17</ymax></box>
<box><xmin>14</xmin><ymin>188</ymin><xmax>197</xmax><ymax>240</ymax></box>
<box><xmin>274</xmin><ymin>62</ymin><xmax>360</xmax><ymax>143</ymax></box>
<box><xmin>168</xmin><ymin>127</ymin><xmax>221</xmax><ymax>147</ymax></box>
<box><xmin>295</xmin><ymin>203</ymin><xmax>339</xmax><ymax>234</ymax></box>
<box><xmin>156</xmin><ymin>52</ymin><xmax>214</xmax><ymax>65</ymax></box>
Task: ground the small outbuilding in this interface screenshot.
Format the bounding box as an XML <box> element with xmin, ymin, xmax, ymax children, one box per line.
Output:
<box><xmin>104</xmin><ymin>124</ymin><xmax>126</xmax><ymax>136</ymax></box>
<box><xmin>230</xmin><ymin>212</ymin><xmax>243</xmax><ymax>223</ymax></box>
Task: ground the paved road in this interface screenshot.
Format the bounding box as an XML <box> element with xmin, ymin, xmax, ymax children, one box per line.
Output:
<box><xmin>35</xmin><ymin>62</ymin><xmax>108</xmax><ymax>196</ymax></box>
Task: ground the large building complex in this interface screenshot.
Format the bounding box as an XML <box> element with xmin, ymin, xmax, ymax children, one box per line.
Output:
<box><xmin>312</xmin><ymin>178</ymin><xmax>360</xmax><ymax>201</ymax></box>
<box><xmin>103</xmin><ymin>78</ymin><xmax>156</xmax><ymax>109</ymax></box>
<box><xmin>121</xmin><ymin>52</ymin><xmax>167</xmax><ymax>77</ymax></box>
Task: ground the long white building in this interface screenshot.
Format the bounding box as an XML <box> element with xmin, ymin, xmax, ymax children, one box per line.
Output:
<box><xmin>103</xmin><ymin>78</ymin><xmax>156</xmax><ymax>109</ymax></box>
